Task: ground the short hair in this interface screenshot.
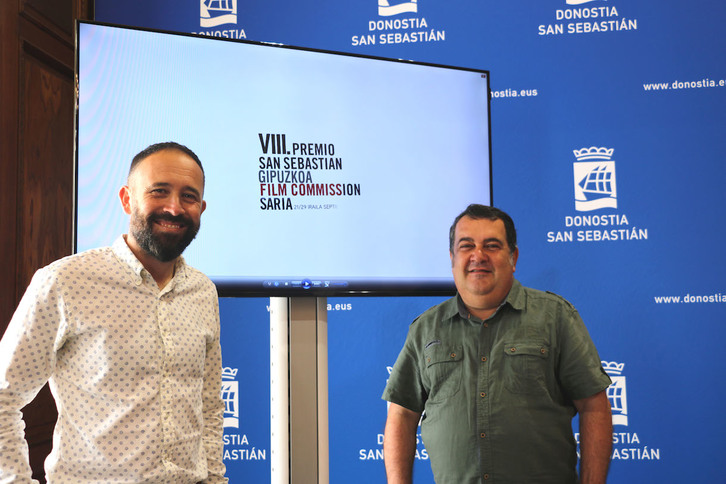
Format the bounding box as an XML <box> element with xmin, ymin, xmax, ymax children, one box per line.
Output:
<box><xmin>128</xmin><ymin>141</ymin><xmax>205</xmax><ymax>185</ymax></box>
<box><xmin>449</xmin><ymin>204</ymin><xmax>517</xmax><ymax>253</ymax></box>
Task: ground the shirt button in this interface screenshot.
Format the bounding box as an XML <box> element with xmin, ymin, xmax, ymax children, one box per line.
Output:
<box><xmin>480</xmin><ymin>432</ymin><xmax>486</xmax><ymax>438</ymax></box>
<box><xmin>484</xmin><ymin>474</ymin><xmax>490</xmax><ymax>480</ymax></box>
<box><xmin>483</xmin><ymin>323</ymin><xmax>488</xmax><ymax>328</ymax></box>
<box><xmin>450</xmin><ymin>353</ymin><xmax>457</xmax><ymax>358</ymax></box>
<box><xmin>481</xmin><ymin>356</ymin><xmax>487</xmax><ymax>362</ymax></box>
<box><xmin>480</xmin><ymin>392</ymin><xmax>487</xmax><ymax>398</ymax></box>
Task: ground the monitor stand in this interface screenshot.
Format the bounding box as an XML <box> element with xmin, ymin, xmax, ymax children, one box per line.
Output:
<box><xmin>270</xmin><ymin>296</ymin><xmax>329</xmax><ymax>484</ymax></box>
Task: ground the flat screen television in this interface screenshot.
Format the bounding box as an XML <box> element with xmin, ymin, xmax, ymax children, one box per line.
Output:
<box><xmin>75</xmin><ymin>21</ymin><xmax>492</xmax><ymax>297</ymax></box>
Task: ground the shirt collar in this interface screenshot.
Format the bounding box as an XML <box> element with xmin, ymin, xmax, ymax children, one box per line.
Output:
<box><xmin>455</xmin><ymin>279</ymin><xmax>525</xmax><ymax>320</ymax></box>
<box><xmin>506</xmin><ymin>279</ymin><xmax>526</xmax><ymax>311</ymax></box>
<box><xmin>112</xmin><ymin>235</ymin><xmax>188</xmax><ymax>290</ymax></box>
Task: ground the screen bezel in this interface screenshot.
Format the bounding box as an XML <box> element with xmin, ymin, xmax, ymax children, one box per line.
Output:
<box><xmin>74</xmin><ymin>20</ymin><xmax>493</xmax><ymax>297</ymax></box>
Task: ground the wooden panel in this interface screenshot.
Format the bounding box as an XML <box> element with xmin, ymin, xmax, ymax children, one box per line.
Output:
<box><xmin>0</xmin><ymin>0</ymin><xmax>21</xmax><ymax>327</ymax></box>
<box><xmin>18</xmin><ymin>49</ymin><xmax>74</xmax><ymax>289</ymax></box>
<box><xmin>22</xmin><ymin>0</ymin><xmax>75</xmax><ymax>38</ymax></box>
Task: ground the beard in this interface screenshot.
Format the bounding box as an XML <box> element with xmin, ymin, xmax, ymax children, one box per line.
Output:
<box><xmin>129</xmin><ymin>207</ymin><xmax>200</xmax><ymax>262</ymax></box>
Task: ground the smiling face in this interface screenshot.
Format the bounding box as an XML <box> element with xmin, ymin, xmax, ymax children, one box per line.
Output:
<box><xmin>119</xmin><ymin>148</ymin><xmax>206</xmax><ymax>263</ymax></box>
<box><xmin>450</xmin><ymin>216</ymin><xmax>518</xmax><ymax>317</ymax></box>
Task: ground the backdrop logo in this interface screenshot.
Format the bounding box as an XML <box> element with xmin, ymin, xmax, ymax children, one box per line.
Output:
<box><xmin>195</xmin><ymin>0</ymin><xmax>246</xmax><ymax>39</ymax></box>
<box><xmin>351</xmin><ymin>0</ymin><xmax>446</xmax><ymax>47</ymax></box>
<box><xmin>582</xmin><ymin>360</ymin><xmax>663</xmax><ymax>462</ymax></box>
<box><xmin>222</xmin><ymin>367</ymin><xmax>240</xmax><ymax>428</ymax></box>
<box><xmin>379</xmin><ymin>0</ymin><xmax>418</xmax><ymax>16</ymax></box>
<box><xmin>603</xmin><ymin>361</ymin><xmax>628</xmax><ymax>426</ymax></box>
<box><xmin>573</xmin><ymin>146</ymin><xmax>617</xmax><ymax>211</ymax></box>
<box><xmin>545</xmin><ymin>146</ymin><xmax>649</xmax><ymax>244</ymax></box>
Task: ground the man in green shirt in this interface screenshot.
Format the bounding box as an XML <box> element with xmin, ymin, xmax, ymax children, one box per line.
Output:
<box><xmin>382</xmin><ymin>204</ymin><xmax>613</xmax><ymax>483</ymax></box>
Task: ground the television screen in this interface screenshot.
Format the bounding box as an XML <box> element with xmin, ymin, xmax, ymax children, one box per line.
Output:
<box><xmin>75</xmin><ymin>21</ymin><xmax>492</xmax><ymax>297</ymax></box>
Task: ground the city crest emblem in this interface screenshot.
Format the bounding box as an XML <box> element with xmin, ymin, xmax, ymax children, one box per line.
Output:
<box><xmin>573</xmin><ymin>146</ymin><xmax>618</xmax><ymax>211</ymax></box>
<box><xmin>602</xmin><ymin>361</ymin><xmax>628</xmax><ymax>426</ymax></box>
<box><xmin>201</xmin><ymin>0</ymin><xmax>238</xmax><ymax>28</ymax></box>
<box><xmin>221</xmin><ymin>367</ymin><xmax>240</xmax><ymax>428</ymax></box>
<box><xmin>379</xmin><ymin>0</ymin><xmax>418</xmax><ymax>16</ymax></box>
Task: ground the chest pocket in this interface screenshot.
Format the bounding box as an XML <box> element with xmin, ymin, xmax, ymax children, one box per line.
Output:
<box><xmin>423</xmin><ymin>343</ymin><xmax>463</xmax><ymax>403</ymax></box>
<box><xmin>502</xmin><ymin>341</ymin><xmax>550</xmax><ymax>395</ymax></box>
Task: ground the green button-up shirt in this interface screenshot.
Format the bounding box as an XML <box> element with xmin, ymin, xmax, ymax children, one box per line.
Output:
<box><xmin>382</xmin><ymin>280</ymin><xmax>611</xmax><ymax>483</ymax></box>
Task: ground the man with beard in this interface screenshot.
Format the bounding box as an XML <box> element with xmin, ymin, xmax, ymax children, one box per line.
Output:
<box><xmin>382</xmin><ymin>204</ymin><xmax>613</xmax><ymax>484</ymax></box>
<box><xmin>0</xmin><ymin>142</ymin><xmax>227</xmax><ymax>483</ymax></box>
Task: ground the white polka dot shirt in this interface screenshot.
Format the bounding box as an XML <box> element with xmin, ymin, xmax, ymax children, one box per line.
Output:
<box><xmin>0</xmin><ymin>236</ymin><xmax>227</xmax><ymax>483</ymax></box>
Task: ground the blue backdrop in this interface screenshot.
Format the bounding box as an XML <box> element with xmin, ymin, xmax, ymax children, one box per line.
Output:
<box><xmin>95</xmin><ymin>1</ymin><xmax>726</xmax><ymax>482</ymax></box>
